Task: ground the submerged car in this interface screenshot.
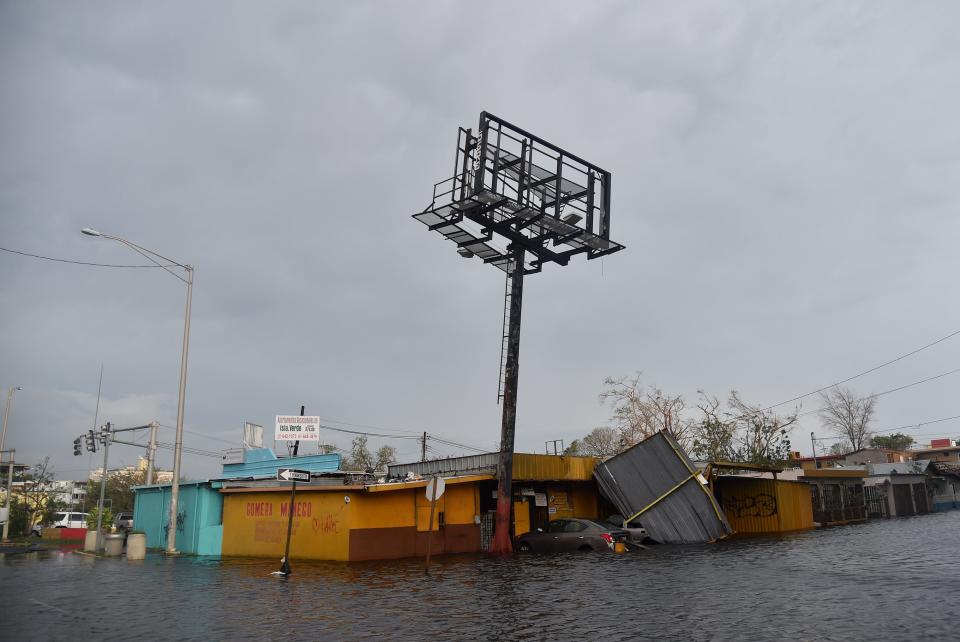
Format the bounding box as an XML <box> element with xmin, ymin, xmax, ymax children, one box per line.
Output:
<box><xmin>605</xmin><ymin>514</ymin><xmax>650</xmax><ymax>544</ymax></box>
<box><xmin>516</xmin><ymin>518</ymin><xmax>629</xmax><ymax>552</ymax></box>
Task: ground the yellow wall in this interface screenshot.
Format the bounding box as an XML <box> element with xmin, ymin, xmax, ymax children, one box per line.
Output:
<box><xmin>221</xmin><ymin>479</ymin><xmax>483</xmax><ymax>561</ymax></box>
<box><xmin>415</xmin><ymin>489</ymin><xmax>444</xmax><ymax>532</ymax></box>
<box><xmin>443</xmin><ymin>482</ymin><xmax>478</xmax><ymax>525</ymax></box>
<box><xmin>717</xmin><ymin>478</ymin><xmax>813</xmax><ymax>534</ymax></box>
<box><xmin>514</xmin><ymin>454</ymin><xmax>596</xmax><ymax>481</ymax></box>
<box><xmin>352</xmin><ymin>490</ymin><xmax>416</xmax><ymax>530</ymax></box>
<box><xmin>571</xmin><ymin>484</ymin><xmax>599</xmax><ymax>519</ymax></box>
<box><xmin>222</xmin><ymin>491</ymin><xmax>352</xmax><ymax>561</ymax></box>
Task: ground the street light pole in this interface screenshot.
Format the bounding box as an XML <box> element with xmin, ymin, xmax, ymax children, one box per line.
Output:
<box><xmin>81</xmin><ymin>228</ymin><xmax>193</xmax><ymax>554</ymax></box>
<box><xmin>2</xmin><ymin>448</ymin><xmax>15</xmax><ymax>542</ymax></box>
<box><xmin>0</xmin><ymin>386</ymin><xmax>23</xmax><ymax>456</ymax></box>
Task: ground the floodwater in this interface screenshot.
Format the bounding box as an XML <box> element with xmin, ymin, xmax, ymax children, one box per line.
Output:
<box><xmin>3</xmin><ymin>512</ymin><xmax>960</xmax><ymax>641</ymax></box>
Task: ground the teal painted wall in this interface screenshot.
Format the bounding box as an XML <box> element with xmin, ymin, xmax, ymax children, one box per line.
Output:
<box><xmin>133</xmin><ymin>481</ymin><xmax>223</xmax><ymax>556</ymax></box>
<box><xmin>220</xmin><ymin>448</ymin><xmax>341</xmax><ymax>480</ymax></box>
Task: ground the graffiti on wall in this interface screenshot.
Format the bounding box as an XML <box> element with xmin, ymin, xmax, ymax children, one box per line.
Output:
<box><xmin>724</xmin><ymin>493</ymin><xmax>778</xmax><ymax>518</ymax></box>
<box><xmin>243</xmin><ymin>500</ymin><xmax>342</xmax><ymax>540</ymax></box>
<box><xmin>162</xmin><ymin>510</ymin><xmax>186</xmax><ymax>539</ymax></box>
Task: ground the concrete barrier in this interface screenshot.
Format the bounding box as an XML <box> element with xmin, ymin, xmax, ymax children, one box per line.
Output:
<box><xmin>83</xmin><ymin>530</ymin><xmax>101</xmax><ymax>552</ymax></box>
<box><xmin>126</xmin><ymin>533</ymin><xmax>146</xmax><ymax>560</ymax></box>
<box><xmin>104</xmin><ymin>533</ymin><xmax>124</xmax><ymax>557</ymax></box>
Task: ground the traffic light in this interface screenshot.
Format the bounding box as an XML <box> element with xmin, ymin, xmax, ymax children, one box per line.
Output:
<box><xmin>73</xmin><ymin>437</ymin><xmax>82</xmax><ymax>456</ymax></box>
<box><xmin>85</xmin><ymin>429</ymin><xmax>98</xmax><ymax>453</ymax></box>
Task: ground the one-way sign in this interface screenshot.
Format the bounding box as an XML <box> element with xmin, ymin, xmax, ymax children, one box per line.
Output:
<box><xmin>277</xmin><ymin>468</ymin><xmax>310</xmax><ymax>482</ymax></box>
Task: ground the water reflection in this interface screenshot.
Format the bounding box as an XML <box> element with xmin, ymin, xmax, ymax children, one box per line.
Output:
<box><xmin>3</xmin><ymin>512</ymin><xmax>960</xmax><ymax>641</ymax></box>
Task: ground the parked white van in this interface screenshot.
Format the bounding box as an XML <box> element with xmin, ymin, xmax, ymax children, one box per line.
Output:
<box><xmin>51</xmin><ymin>512</ymin><xmax>89</xmax><ymax>529</ymax></box>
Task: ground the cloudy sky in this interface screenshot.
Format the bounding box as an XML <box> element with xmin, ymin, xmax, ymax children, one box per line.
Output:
<box><xmin>3</xmin><ymin>1</ymin><xmax>960</xmax><ymax>480</ymax></box>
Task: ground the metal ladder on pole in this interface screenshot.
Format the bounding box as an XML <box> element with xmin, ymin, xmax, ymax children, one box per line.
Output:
<box><xmin>497</xmin><ymin>269</ymin><xmax>512</xmax><ymax>403</ymax></box>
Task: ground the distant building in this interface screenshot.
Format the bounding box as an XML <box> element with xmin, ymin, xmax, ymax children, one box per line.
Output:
<box><xmin>909</xmin><ymin>443</ymin><xmax>960</xmax><ymax>464</ymax></box>
<box><xmin>791</xmin><ymin>453</ymin><xmax>844</xmax><ymax>470</ymax></box>
<box><xmin>863</xmin><ymin>461</ymin><xmax>933</xmax><ymax>518</ymax></box>
<box><xmin>89</xmin><ymin>456</ymin><xmax>172</xmax><ymax>484</ymax></box>
<box><xmin>49</xmin><ymin>479</ymin><xmax>88</xmax><ymax>508</ymax></box>
<box><xmin>842</xmin><ymin>448</ymin><xmax>909</xmax><ymax>467</ymax></box>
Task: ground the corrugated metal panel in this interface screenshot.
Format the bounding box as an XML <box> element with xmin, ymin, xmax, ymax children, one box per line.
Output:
<box><xmin>594</xmin><ymin>431</ymin><xmax>732</xmax><ymax>544</ymax></box>
<box><xmin>220</xmin><ymin>452</ymin><xmax>342</xmax><ymax>480</ymax></box>
<box><xmin>388</xmin><ymin>454</ymin><xmax>499</xmax><ymax>478</ymax></box>
<box><xmin>513</xmin><ymin>454</ymin><xmax>596</xmax><ymax>481</ymax></box>
<box><xmin>388</xmin><ymin>453</ymin><xmax>596</xmax><ymax>481</ymax></box>
<box><xmin>716</xmin><ymin>477</ymin><xmax>813</xmax><ymax>534</ymax></box>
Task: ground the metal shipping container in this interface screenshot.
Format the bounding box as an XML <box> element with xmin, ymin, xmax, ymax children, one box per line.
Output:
<box><xmin>714</xmin><ymin>477</ymin><xmax>814</xmax><ymax>534</ymax></box>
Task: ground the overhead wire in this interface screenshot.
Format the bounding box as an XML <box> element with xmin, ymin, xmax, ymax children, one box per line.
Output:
<box><xmin>760</xmin><ymin>325</ymin><xmax>960</xmax><ymax>413</ymax></box>
<box><xmin>796</xmin><ymin>367</ymin><xmax>960</xmax><ymax>419</ymax></box>
<box><xmin>0</xmin><ymin>245</ymin><xmax>176</xmax><ymax>268</ymax></box>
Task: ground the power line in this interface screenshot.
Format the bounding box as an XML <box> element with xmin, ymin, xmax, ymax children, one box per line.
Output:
<box><xmin>428</xmin><ymin>435</ymin><xmax>490</xmax><ymax>453</ymax></box>
<box><xmin>0</xmin><ymin>245</ymin><xmax>176</xmax><ymax>268</ymax></box>
<box><xmin>871</xmin><ymin>413</ymin><xmax>960</xmax><ymax>436</ymax></box>
<box><xmin>761</xmin><ymin>326</ymin><xmax>960</xmax><ymax>413</ymax></box>
<box><xmin>318</xmin><ymin>423</ymin><xmax>421</xmax><ymax>440</ymax></box>
<box><xmin>316</xmin><ymin>416</ymin><xmax>426</xmax><ymax>436</ymax></box>
<box><xmin>157</xmin><ymin>424</ymin><xmax>244</xmax><ymax>446</ymax></box>
<box><xmin>797</xmin><ymin>367</ymin><xmax>960</xmax><ymax>419</ymax></box>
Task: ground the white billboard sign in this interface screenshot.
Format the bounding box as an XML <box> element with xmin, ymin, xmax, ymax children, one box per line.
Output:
<box><xmin>275</xmin><ymin>415</ymin><xmax>320</xmax><ymax>442</ymax></box>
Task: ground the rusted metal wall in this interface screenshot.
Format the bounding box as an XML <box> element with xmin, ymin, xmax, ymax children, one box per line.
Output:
<box><xmin>716</xmin><ymin>477</ymin><xmax>813</xmax><ymax>534</ymax></box>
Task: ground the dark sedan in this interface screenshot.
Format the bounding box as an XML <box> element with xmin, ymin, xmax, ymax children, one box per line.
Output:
<box><xmin>516</xmin><ymin>518</ymin><xmax>629</xmax><ymax>552</ymax></box>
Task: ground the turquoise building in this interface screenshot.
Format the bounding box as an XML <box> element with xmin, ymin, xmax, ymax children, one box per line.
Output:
<box><xmin>133</xmin><ymin>480</ymin><xmax>224</xmax><ymax>555</ymax></box>
<box><xmin>132</xmin><ymin>448</ymin><xmax>342</xmax><ymax>555</ymax></box>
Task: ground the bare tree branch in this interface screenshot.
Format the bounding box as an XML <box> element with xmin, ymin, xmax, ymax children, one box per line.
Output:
<box><xmin>818</xmin><ymin>387</ymin><xmax>876</xmax><ymax>452</ymax></box>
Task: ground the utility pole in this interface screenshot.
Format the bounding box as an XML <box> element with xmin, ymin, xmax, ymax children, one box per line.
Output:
<box><xmin>0</xmin><ymin>386</ymin><xmax>22</xmax><ymax>455</ymax></box>
<box><xmin>491</xmin><ymin>246</ymin><xmax>524</xmax><ymax>555</ymax></box>
<box><xmin>810</xmin><ymin>432</ymin><xmax>819</xmax><ymax>470</ymax></box>
<box><xmin>2</xmin><ymin>449</ymin><xmax>15</xmax><ymax>541</ymax></box>
<box><xmin>278</xmin><ymin>405</ymin><xmax>304</xmax><ymax>577</ymax></box>
<box><xmin>95</xmin><ymin>423</ymin><xmax>112</xmax><ymax>548</ymax></box>
<box><xmin>146</xmin><ymin>421</ymin><xmax>158</xmax><ymax>485</ymax></box>
<box><xmin>421</xmin><ymin>432</ymin><xmax>427</xmax><ymax>462</ymax></box>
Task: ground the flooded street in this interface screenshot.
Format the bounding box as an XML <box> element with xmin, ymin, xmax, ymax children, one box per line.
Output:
<box><xmin>3</xmin><ymin>511</ymin><xmax>960</xmax><ymax>641</ymax></box>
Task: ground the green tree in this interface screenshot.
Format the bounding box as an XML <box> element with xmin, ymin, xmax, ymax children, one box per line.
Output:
<box><xmin>869</xmin><ymin>433</ymin><xmax>915</xmax><ymax>451</ymax></box>
<box><xmin>374</xmin><ymin>445</ymin><xmax>397</xmax><ymax>471</ymax></box>
<box><xmin>726</xmin><ymin>391</ymin><xmax>796</xmax><ymax>466</ymax></box>
<box><xmin>345</xmin><ymin>435</ymin><xmax>374</xmax><ymax>471</ymax></box>
<box><xmin>690</xmin><ymin>393</ymin><xmax>736</xmax><ymax>461</ymax></box>
<box><xmin>84</xmin><ymin>468</ymin><xmax>147</xmax><ymax>513</ymax></box>
<box><xmin>563</xmin><ymin>439</ymin><xmax>582</xmax><ymax>456</ymax></box>
<box><xmin>19</xmin><ymin>457</ymin><xmax>59</xmax><ymax>530</ymax></box>
<box><xmin>87</xmin><ymin>505</ymin><xmax>113</xmax><ymax>531</ymax></box>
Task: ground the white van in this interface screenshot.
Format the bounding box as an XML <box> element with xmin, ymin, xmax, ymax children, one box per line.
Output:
<box><xmin>51</xmin><ymin>512</ymin><xmax>89</xmax><ymax>529</ymax></box>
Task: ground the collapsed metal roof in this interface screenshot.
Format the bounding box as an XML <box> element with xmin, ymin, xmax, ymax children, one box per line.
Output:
<box><xmin>594</xmin><ymin>431</ymin><xmax>732</xmax><ymax>544</ymax></box>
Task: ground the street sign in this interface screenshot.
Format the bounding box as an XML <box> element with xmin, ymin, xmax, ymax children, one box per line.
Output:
<box><xmin>277</xmin><ymin>468</ymin><xmax>310</xmax><ymax>482</ymax></box>
<box><xmin>425</xmin><ymin>477</ymin><xmax>445</xmax><ymax>500</ymax></box>
<box><xmin>275</xmin><ymin>415</ymin><xmax>320</xmax><ymax>441</ymax></box>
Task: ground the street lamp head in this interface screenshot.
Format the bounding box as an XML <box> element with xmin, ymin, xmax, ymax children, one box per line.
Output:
<box><xmin>81</xmin><ymin>227</ymin><xmax>103</xmax><ymax>237</ymax></box>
